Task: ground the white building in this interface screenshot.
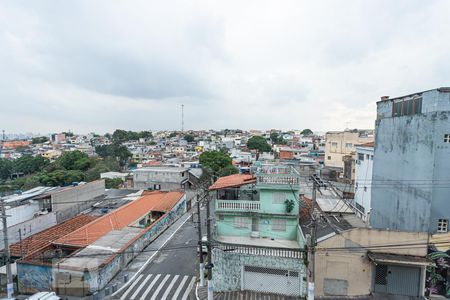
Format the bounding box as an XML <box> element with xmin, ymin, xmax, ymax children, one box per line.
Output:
<box><xmin>353</xmin><ymin>143</ymin><xmax>374</xmax><ymax>222</ymax></box>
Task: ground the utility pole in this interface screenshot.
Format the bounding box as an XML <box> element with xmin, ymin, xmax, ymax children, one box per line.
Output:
<box><xmin>1</xmin><ymin>199</ymin><xmax>13</xmax><ymax>299</ymax></box>
<box><xmin>308</xmin><ymin>175</ymin><xmax>322</xmax><ymax>300</ymax></box>
<box><xmin>18</xmin><ymin>229</ymin><xmax>23</xmax><ymax>258</ymax></box>
<box><xmin>196</xmin><ymin>194</ymin><xmax>205</xmax><ymax>287</ymax></box>
<box><xmin>205</xmin><ymin>194</ymin><xmax>213</xmax><ymax>300</ymax></box>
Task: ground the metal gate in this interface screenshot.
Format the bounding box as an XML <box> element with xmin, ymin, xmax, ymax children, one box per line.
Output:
<box><xmin>242</xmin><ymin>266</ymin><xmax>301</xmax><ymax>296</ymax></box>
<box><xmin>374</xmin><ymin>264</ymin><xmax>420</xmax><ymax>297</ymax></box>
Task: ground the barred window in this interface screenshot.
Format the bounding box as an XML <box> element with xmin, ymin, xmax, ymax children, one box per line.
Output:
<box><xmin>272</xmin><ymin>218</ymin><xmax>287</xmax><ymax>231</ymax></box>
<box><xmin>438</xmin><ymin>219</ymin><xmax>448</xmax><ymax>233</ymax></box>
<box><xmin>234</xmin><ymin>216</ymin><xmax>248</xmax><ymax>228</ymax></box>
<box><xmin>444</xmin><ymin>134</ymin><xmax>450</xmax><ymax>143</ymax></box>
<box><xmin>272</xmin><ymin>192</ymin><xmax>286</xmax><ymax>204</ymax></box>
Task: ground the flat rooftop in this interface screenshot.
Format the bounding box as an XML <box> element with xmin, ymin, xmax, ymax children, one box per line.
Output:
<box><xmin>215</xmin><ymin>235</ymin><xmax>301</xmax><ymax>249</ymax></box>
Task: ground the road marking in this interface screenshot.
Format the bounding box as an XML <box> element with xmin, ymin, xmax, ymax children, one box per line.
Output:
<box><xmin>181</xmin><ymin>276</ymin><xmax>196</xmax><ymax>300</ymax></box>
<box><xmin>140</xmin><ymin>274</ymin><xmax>161</xmax><ymax>300</ymax></box>
<box><xmin>160</xmin><ymin>274</ymin><xmax>179</xmax><ymax>300</ymax></box>
<box><xmin>172</xmin><ymin>275</ymin><xmax>189</xmax><ymax>300</ymax></box>
<box><xmin>120</xmin><ymin>274</ymin><xmax>143</xmax><ymax>300</ymax></box>
<box><xmin>130</xmin><ymin>274</ymin><xmax>152</xmax><ymax>300</ymax></box>
<box><xmin>150</xmin><ymin>274</ymin><xmax>171</xmax><ymax>300</ymax></box>
<box><xmin>111</xmin><ymin>213</ymin><xmax>192</xmax><ymax>297</ymax></box>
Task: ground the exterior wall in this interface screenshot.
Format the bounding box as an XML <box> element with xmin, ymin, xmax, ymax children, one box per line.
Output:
<box><xmin>216</xmin><ymin>214</ymin><xmax>298</xmax><ymax>240</ymax></box>
<box><xmin>0</xmin><ymin>212</ymin><xmax>57</xmax><ymax>251</ymax></box>
<box><xmin>353</xmin><ymin>146</ymin><xmax>374</xmax><ymax>221</ymax></box>
<box><xmin>212</xmin><ymin>249</ymin><xmax>306</xmax><ymax>294</ymax></box>
<box><xmin>371</xmin><ymin>89</ymin><xmax>450</xmax><ymax>233</ymax></box>
<box><xmin>17</xmin><ymin>262</ymin><xmax>53</xmax><ymax>294</ymax></box>
<box><xmin>258</xmin><ymin>188</ymin><xmax>299</xmax><ymax>215</ymax></box>
<box><xmin>315</xmin><ymin>228</ymin><xmax>428</xmax><ymax>297</ymax></box>
<box><xmin>52</xmin><ymin>180</ymin><xmax>105</xmax><ymax>223</ymax></box>
<box><xmin>324</xmin><ymin>131</ymin><xmax>373</xmax><ymax>169</ymax></box>
<box><xmin>133</xmin><ymin>168</ymin><xmax>188</xmax><ymax>191</ymax></box>
<box><xmin>2</xmin><ymin>202</ymin><xmax>40</xmax><ymax>228</ymax></box>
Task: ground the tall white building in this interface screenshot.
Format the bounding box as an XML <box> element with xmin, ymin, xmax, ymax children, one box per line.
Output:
<box><xmin>353</xmin><ymin>143</ymin><xmax>374</xmax><ymax>222</ymax></box>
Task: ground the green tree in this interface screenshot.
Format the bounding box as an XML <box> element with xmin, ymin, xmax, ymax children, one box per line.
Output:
<box><xmin>218</xmin><ymin>165</ymin><xmax>239</xmax><ymax>177</ymax></box>
<box><xmin>32</xmin><ymin>136</ymin><xmax>49</xmax><ymax>144</ymax></box>
<box><xmin>95</xmin><ymin>144</ymin><xmax>131</xmax><ymax>166</ymax></box>
<box><xmin>0</xmin><ymin>159</ymin><xmax>13</xmax><ymax>180</ymax></box>
<box><xmin>183</xmin><ymin>134</ymin><xmax>195</xmax><ymax>143</ymax></box>
<box><xmin>301</xmin><ymin>129</ymin><xmax>313</xmax><ymax>136</ymax></box>
<box><xmin>57</xmin><ymin>151</ymin><xmax>93</xmax><ymax>171</ymax></box>
<box><xmin>199</xmin><ymin>151</ymin><xmax>233</xmax><ymax>173</ymax></box>
<box><xmin>168</xmin><ymin>132</ymin><xmax>177</xmax><ymax>138</ymax></box>
<box><xmin>105</xmin><ymin>178</ymin><xmax>123</xmax><ymax>189</ymax></box>
<box><xmin>13</xmin><ymin>155</ymin><xmax>49</xmax><ymax>175</ymax></box>
<box><xmin>247</xmin><ymin>136</ymin><xmax>272</xmax><ymax>152</ymax></box>
<box><xmin>269</xmin><ymin>132</ymin><xmax>287</xmax><ymax>145</ymax></box>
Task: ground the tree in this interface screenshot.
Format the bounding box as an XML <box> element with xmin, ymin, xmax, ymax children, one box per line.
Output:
<box><xmin>105</xmin><ymin>178</ymin><xmax>123</xmax><ymax>189</ymax></box>
<box><xmin>183</xmin><ymin>134</ymin><xmax>195</xmax><ymax>143</ymax></box>
<box><xmin>168</xmin><ymin>132</ymin><xmax>177</xmax><ymax>138</ymax></box>
<box><xmin>301</xmin><ymin>129</ymin><xmax>313</xmax><ymax>136</ymax></box>
<box><xmin>199</xmin><ymin>151</ymin><xmax>233</xmax><ymax>173</ymax></box>
<box><xmin>247</xmin><ymin>136</ymin><xmax>272</xmax><ymax>152</ymax></box>
<box><xmin>95</xmin><ymin>144</ymin><xmax>131</xmax><ymax>166</ymax></box>
<box><xmin>32</xmin><ymin>136</ymin><xmax>49</xmax><ymax>144</ymax></box>
<box><xmin>57</xmin><ymin>151</ymin><xmax>93</xmax><ymax>171</ymax></box>
<box><xmin>270</xmin><ymin>132</ymin><xmax>287</xmax><ymax>145</ymax></box>
<box><xmin>0</xmin><ymin>159</ymin><xmax>13</xmax><ymax>180</ymax></box>
<box><xmin>218</xmin><ymin>165</ymin><xmax>239</xmax><ymax>177</ymax></box>
<box><xmin>13</xmin><ymin>155</ymin><xmax>49</xmax><ymax>175</ymax></box>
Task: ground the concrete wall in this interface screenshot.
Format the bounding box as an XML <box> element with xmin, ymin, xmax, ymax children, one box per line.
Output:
<box><xmin>133</xmin><ymin>169</ymin><xmax>188</xmax><ymax>191</ymax></box>
<box><xmin>52</xmin><ymin>180</ymin><xmax>105</xmax><ymax>223</ymax></box>
<box><xmin>354</xmin><ymin>146</ymin><xmax>374</xmax><ymax>221</ymax></box>
<box><xmin>259</xmin><ymin>188</ymin><xmax>299</xmax><ymax>215</ymax></box>
<box><xmin>371</xmin><ymin>89</ymin><xmax>450</xmax><ymax>233</ymax></box>
<box><xmin>212</xmin><ymin>249</ymin><xmax>306</xmax><ymax>295</ymax></box>
<box><xmin>17</xmin><ymin>262</ymin><xmax>53</xmax><ymax>294</ymax></box>
<box><xmin>315</xmin><ymin>228</ymin><xmax>428</xmax><ymax>297</ymax></box>
<box><xmin>324</xmin><ymin>131</ymin><xmax>373</xmax><ymax>169</ymax></box>
<box><xmin>0</xmin><ymin>212</ymin><xmax>57</xmax><ymax>251</ymax></box>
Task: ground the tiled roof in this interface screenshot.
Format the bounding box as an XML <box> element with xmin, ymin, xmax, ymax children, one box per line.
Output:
<box><xmin>357</xmin><ymin>141</ymin><xmax>375</xmax><ymax>148</ymax></box>
<box><xmin>209</xmin><ymin>174</ymin><xmax>256</xmax><ymax>190</ymax></box>
<box><xmin>54</xmin><ymin>191</ymin><xmax>184</xmax><ymax>248</ymax></box>
<box><xmin>10</xmin><ymin>214</ymin><xmax>97</xmax><ymax>257</ymax></box>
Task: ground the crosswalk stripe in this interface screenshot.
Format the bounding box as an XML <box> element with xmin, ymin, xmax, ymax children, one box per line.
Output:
<box><xmin>171</xmin><ymin>275</ymin><xmax>188</xmax><ymax>300</ymax></box>
<box><xmin>160</xmin><ymin>274</ymin><xmax>179</xmax><ymax>300</ymax></box>
<box><xmin>120</xmin><ymin>274</ymin><xmax>143</xmax><ymax>300</ymax></box>
<box><xmin>140</xmin><ymin>274</ymin><xmax>161</xmax><ymax>300</ymax></box>
<box><xmin>130</xmin><ymin>274</ymin><xmax>152</xmax><ymax>300</ymax></box>
<box><xmin>181</xmin><ymin>276</ymin><xmax>196</xmax><ymax>300</ymax></box>
<box><xmin>150</xmin><ymin>274</ymin><xmax>171</xmax><ymax>300</ymax></box>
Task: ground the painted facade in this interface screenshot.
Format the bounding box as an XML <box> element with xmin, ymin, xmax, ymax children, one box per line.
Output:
<box><xmin>370</xmin><ymin>88</ymin><xmax>450</xmax><ymax>233</ymax></box>
<box><xmin>211</xmin><ymin>165</ymin><xmax>306</xmax><ymax>297</ymax></box>
<box><xmin>353</xmin><ymin>145</ymin><xmax>374</xmax><ymax>222</ymax></box>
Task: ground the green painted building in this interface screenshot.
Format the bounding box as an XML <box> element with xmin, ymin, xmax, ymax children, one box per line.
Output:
<box><xmin>211</xmin><ymin>164</ymin><xmax>306</xmax><ymax>297</ymax></box>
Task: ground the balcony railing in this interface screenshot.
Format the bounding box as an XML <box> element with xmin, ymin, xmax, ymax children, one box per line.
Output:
<box><xmin>256</xmin><ymin>174</ymin><xmax>300</xmax><ymax>186</ymax></box>
<box><xmin>216</xmin><ymin>200</ymin><xmax>260</xmax><ymax>212</ymax></box>
<box><xmin>213</xmin><ymin>241</ymin><xmax>303</xmax><ymax>259</ymax></box>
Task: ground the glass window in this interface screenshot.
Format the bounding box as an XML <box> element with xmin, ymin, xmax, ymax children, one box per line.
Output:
<box><xmin>404</xmin><ymin>99</ymin><xmax>413</xmax><ymax>116</ymax></box>
<box><xmin>272</xmin><ymin>219</ymin><xmax>287</xmax><ymax>231</ymax></box>
<box><xmin>414</xmin><ymin>97</ymin><xmax>422</xmax><ymax>114</ymax></box>
<box><xmin>358</xmin><ymin>153</ymin><xmax>365</xmax><ymax>161</ymax></box>
<box><xmin>331</xmin><ymin>142</ymin><xmax>338</xmax><ymax>148</ymax></box>
<box><xmin>345</xmin><ymin>143</ymin><xmax>352</xmax><ymax>150</ymax></box>
<box><xmin>444</xmin><ymin>134</ymin><xmax>450</xmax><ymax>143</ymax></box>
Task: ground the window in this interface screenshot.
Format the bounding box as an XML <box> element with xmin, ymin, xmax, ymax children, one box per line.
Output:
<box><xmin>345</xmin><ymin>143</ymin><xmax>352</xmax><ymax>150</ymax></box>
<box><xmin>445</xmin><ymin>134</ymin><xmax>450</xmax><ymax>143</ymax></box>
<box><xmin>370</xmin><ymin>155</ymin><xmax>374</xmax><ymax>160</ymax></box>
<box><xmin>272</xmin><ymin>219</ymin><xmax>286</xmax><ymax>231</ymax></box>
<box><xmin>272</xmin><ymin>192</ymin><xmax>286</xmax><ymax>204</ymax></box>
<box><xmin>327</xmin><ymin>156</ymin><xmax>331</xmax><ymax>160</ymax></box>
<box><xmin>366</xmin><ymin>154</ymin><xmax>370</xmax><ymax>160</ymax></box>
<box><xmin>438</xmin><ymin>219</ymin><xmax>448</xmax><ymax>233</ymax></box>
<box><xmin>392</xmin><ymin>97</ymin><xmax>422</xmax><ymax>117</ymax></box>
<box><xmin>331</xmin><ymin>142</ymin><xmax>338</xmax><ymax>148</ymax></box>
<box><xmin>234</xmin><ymin>217</ymin><xmax>248</xmax><ymax>228</ymax></box>
<box><xmin>358</xmin><ymin>153</ymin><xmax>365</xmax><ymax>161</ymax></box>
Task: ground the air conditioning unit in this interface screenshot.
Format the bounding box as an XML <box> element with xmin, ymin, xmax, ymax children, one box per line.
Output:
<box><xmin>250</xmin><ymin>231</ymin><xmax>260</xmax><ymax>238</ymax></box>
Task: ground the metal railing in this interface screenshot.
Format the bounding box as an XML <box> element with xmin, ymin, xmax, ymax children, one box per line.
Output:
<box><xmin>213</xmin><ymin>241</ymin><xmax>304</xmax><ymax>259</ymax></box>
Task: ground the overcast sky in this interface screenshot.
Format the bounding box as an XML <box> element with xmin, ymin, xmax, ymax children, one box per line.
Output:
<box><xmin>1</xmin><ymin>1</ymin><xmax>449</xmax><ymax>134</ymax></box>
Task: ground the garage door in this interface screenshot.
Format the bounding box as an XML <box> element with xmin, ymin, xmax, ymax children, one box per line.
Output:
<box><xmin>243</xmin><ymin>266</ymin><xmax>302</xmax><ymax>296</ymax></box>
<box><xmin>374</xmin><ymin>264</ymin><xmax>420</xmax><ymax>297</ymax></box>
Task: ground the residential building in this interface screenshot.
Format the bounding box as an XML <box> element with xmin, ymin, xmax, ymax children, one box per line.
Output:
<box><xmin>211</xmin><ymin>165</ymin><xmax>306</xmax><ymax>297</ymax></box>
<box><xmin>133</xmin><ymin>167</ymin><xmax>189</xmax><ymax>191</ymax></box>
<box><xmin>352</xmin><ymin>142</ymin><xmax>374</xmax><ymax>222</ymax></box>
<box><xmin>324</xmin><ymin>130</ymin><xmax>374</xmax><ymax>172</ymax></box>
<box><xmin>17</xmin><ymin>191</ymin><xmax>186</xmax><ymax>296</ymax></box>
<box><xmin>370</xmin><ymin>88</ymin><xmax>450</xmax><ymax>233</ymax></box>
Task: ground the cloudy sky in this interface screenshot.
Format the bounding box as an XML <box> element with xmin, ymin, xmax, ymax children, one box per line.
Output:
<box><xmin>1</xmin><ymin>1</ymin><xmax>449</xmax><ymax>134</ymax></box>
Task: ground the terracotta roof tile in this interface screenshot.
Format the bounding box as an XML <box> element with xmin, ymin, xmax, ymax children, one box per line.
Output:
<box><xmin>10</xmin><ymin>214</ymin><xmax>98</xmax><ymax>257</ymax></box>
<box><xmin>54</xmin><ymin>191</ymin><xmax>184</xmax><ymax>248</ymax></box>
<box><xmin>209</xmin><ymin>174</ymin><xmax>256</xmax><ymax>190</ymax></box>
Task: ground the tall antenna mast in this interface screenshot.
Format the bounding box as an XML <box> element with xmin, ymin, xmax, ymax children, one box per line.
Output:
<box><xmin>181</xmin><ymin>104</ymin><xmax>184</xmax><ymax>133</ymax></box>
<box><xmin>2</xmin><ymin>130</ymin><xmax>5</xmax><ymax>141</ymax></box>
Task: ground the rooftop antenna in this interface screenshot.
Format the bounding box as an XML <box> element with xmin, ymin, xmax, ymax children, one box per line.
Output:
<box><xmin>2</xmin><ymin>130</ymin><xmax>5</xmax><ymax>141</ymax></box>
<box><xmin>181</xmin><ymin>104</ymin><xmax>184</xmax><ymax>133</ymax></box>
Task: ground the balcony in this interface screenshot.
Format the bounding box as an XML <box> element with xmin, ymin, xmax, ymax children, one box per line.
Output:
<box><xmin>216</xmin><ymin>200</ymin><xmax>261</xmax><ymax>212</ymax></box>
<box><xmin>255</xmin><ymin>165</ymin><xmax>301</xmax><ymax>188</ymax></box>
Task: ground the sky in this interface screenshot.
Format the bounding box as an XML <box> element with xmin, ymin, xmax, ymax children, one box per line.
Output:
<box><xmin>1</xmin><ymin>0</ymin><xmax>449</xmax><ymax>134</ymax></box>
